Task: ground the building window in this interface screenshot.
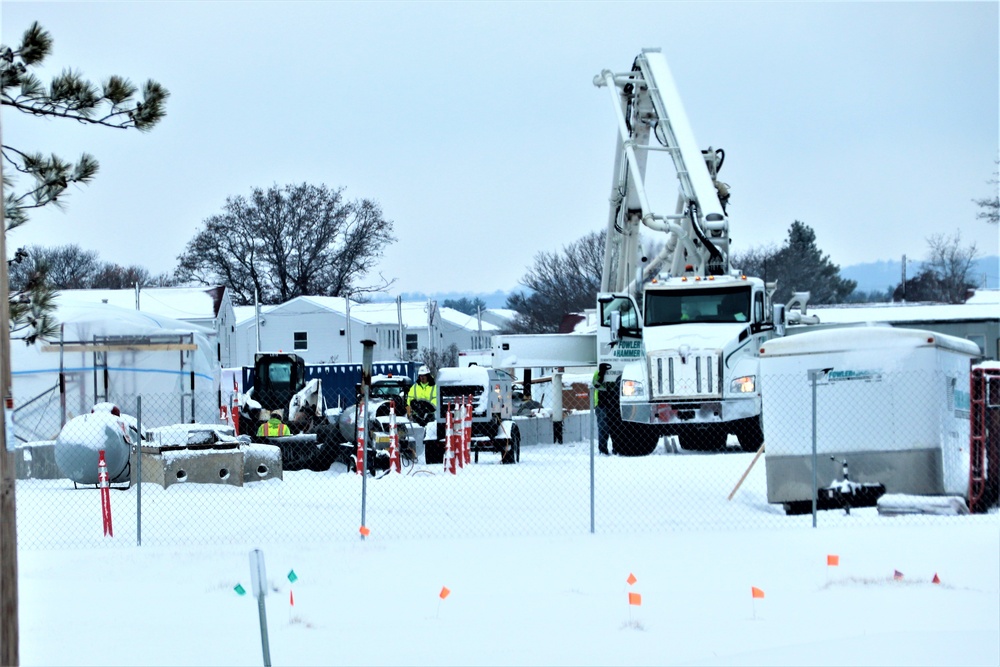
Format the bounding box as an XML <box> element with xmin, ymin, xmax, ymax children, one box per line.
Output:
<box><xmin>406</xmin><ymin>333</ymin><xmax>418</xmax><ymax>352</ymax></box>
<box><xmin>294</xmin><ymin>331</ymin><xmax>308</xmax><ymax>351</ymax></box>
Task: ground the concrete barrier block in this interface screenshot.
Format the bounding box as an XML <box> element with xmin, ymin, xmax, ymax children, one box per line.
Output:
<box><xmin>135</xmin><ymin>448</ymin><xmax>244</xmax><ymax>488</ymax></box>
<box><xmin>15</xmin><ymin>441</ymin><xmax>62</xmax><ymax>480</ymax></box>
<box><xmin>242</xmin><ymin>444</ymin><xmax>282</xmax><ymax>483</ymax></box>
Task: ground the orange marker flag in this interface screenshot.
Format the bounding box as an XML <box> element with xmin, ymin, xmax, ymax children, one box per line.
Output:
<box><xmin>359</xmin><ymin>525</ymin><xmax>371</xmax><ymax>537</ymax></box>
<box><xmin>628</xmin><ymin>592</ymin><xmax>642</xmax><ymax>606</ymax></box>
<box><xmin>627</xmin><ymin>573</ymin><xmax>637</xmax><ymax>586</ymax></box>
<box><xmin>290</xmin><ymin>590</ymin><xmax>295</xmax><ymax>606</ymax></box>
<box><xmin>751</xmin><ymin>586</ymin><xmax>765</xmax><ymax>599</ymax></box>
<box><xmin>439</xmin><ymin>586</ymin><xmax>451</xmax><ymax>599</ymax></box>
<box><xmin>932</xmin><ymin>573</ymin><xmax>940</xmax><ymax>584</ymax></box>
<box><xmin>827</xmin><ymin>554</ymin><xmax>839</xmax><ymax>567</ymax></box>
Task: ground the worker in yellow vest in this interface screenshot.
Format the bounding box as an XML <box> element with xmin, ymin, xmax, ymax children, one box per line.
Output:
<box><xmin>407</xmin><ymin>365</ymin><xmax>437</xmax><ymax>424</ymax></box>
<box><xmin>257</xmin><ymin>409</ymin><xmax>289</xmax><ymax>437</ymax></box>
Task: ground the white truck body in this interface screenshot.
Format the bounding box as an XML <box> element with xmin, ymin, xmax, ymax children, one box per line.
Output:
<box><xmin>759</xmin><ymin>326</ymin><xmax>980</xmax><ymax>504</ymax></box>
<box><xmin>593</xmin><ymin>49</ymin><xmax>806</xmax><ymax>453</ymax></box>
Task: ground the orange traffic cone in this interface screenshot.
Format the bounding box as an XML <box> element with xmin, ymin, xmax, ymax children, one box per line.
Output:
<box><xmin>463</xmin><ymin>396</ymin><xmax>472</xmax><ymax>464</ymax></box>
<box><xmin>388</xmin><ymin>404</ymin><xmax>401</xmax><ymax>474</ymax></box>
<box><xmin>356</xmin><ymin>402</ymin><xmax>366</xmax><ymax>475</ymax></box>
<box><xmin>446</xmin><ymin>408</ymin><xmax>456</xmax><ymax>475</ymax></box>
<box><xmin>98</xmin><ymin>449</ymin><xmax>113</xmax><ymax>537</ymax></box>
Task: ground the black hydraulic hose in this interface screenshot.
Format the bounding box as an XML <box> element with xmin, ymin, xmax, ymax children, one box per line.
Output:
<box><xmin>688</xmin><ymin>202</ymin><xmax>725</xmax><ymax>275</ymax></box>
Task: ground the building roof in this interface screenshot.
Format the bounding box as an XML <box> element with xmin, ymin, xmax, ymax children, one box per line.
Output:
<box><xmin>233</xmin><ymin>296</ymin><xmax>500</xmax><ymax>332</ymax></box>
<box><xmin>808</xmin><ymin>292</ymin><xmax>999</xmax><ymax>325</ymax></box>
<box><xmin>57</xmin><ymin>287</ymin><xmax>226</xmax><ymax>321</ymax></box>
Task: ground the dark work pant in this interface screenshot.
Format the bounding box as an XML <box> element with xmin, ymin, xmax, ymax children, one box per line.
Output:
<box><xmin>594</xmin><ymin>404</ymin><xmax>611</xmax><ymax>453</ymax></box>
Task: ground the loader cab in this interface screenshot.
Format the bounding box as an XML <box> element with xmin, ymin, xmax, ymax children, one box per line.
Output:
<box><xmin>252</xmin><ymin>353</ymin><xmax>307</xmax><ymax>410</ymax></box>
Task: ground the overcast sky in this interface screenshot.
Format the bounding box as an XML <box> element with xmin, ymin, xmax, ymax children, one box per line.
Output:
<box><xmin>2</xmin><ymin>1</ymin><xmax>997</xmax><ymax>297</ymax></box>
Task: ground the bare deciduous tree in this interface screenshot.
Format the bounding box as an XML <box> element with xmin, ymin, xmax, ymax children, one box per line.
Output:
<box><xmin>974</xmin><ymin>160</ymin><xmax>998</xmax><ymax>225</ymax></box>
<box><xmin>505</xmin><ymin>230</ymin><xmax>604</xmax><ymax>333</ymax></box>
<box><xmin>174</xmin><ymin>183</ymin><xmax>396</xmax><ymax>305</ymax></box>
<box><xmin>923</xmin><ymin>231</ymin><xmax>979</xmax><ymax>303</ymax></box>
<box><xmin>8</xmin><ymin>244</ymin><xmax>175</xmax><ymax>294</ymax></box>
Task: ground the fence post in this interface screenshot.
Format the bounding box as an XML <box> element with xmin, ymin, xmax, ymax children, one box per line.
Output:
<box><xmin>590</xmin><ymin>385</ymin><xmax>595</xmax><ymax>534</ymax></box>
<box><xmin>136</xmin><ymin>395</ymin><xmax>142</xmax><ymax>546</ymax></box>
<box><xmin>807</xmin><ymin>368</ymin><xmax>829</xmax><ymax>528</ymax></box>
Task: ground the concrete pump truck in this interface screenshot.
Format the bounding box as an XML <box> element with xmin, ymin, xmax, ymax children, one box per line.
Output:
<box><xmin>594</xmin><ymin>48</ymin><xmax>815</xmax><ymax>455</ymax></box>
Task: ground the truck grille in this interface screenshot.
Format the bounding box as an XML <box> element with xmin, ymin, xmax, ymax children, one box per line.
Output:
<box><xmin>648</xmin><ymin>350</ymin><xmax>722</xmax><ymax>399</ymax></box>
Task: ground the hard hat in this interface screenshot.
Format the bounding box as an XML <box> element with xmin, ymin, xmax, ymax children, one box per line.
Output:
<box><xmin>418</xmin><ymin>365</ymin><xmax>431</xmax><ymax>376</ymax></box>
<box><xmin>271</xmin><ymin>409</ymin><xmax>283</xmax><ymax>420</ymax></box>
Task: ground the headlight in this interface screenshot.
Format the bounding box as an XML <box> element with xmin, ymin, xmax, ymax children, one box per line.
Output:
<box><xmin>730</xmin><ymin>375</ymin><xmax>756</xmax><ymax>393</ymax></box>
<box><xmin>621</xmin><ymin>379</ymin><xmax>645</xmax><ymax>398</ymax></box>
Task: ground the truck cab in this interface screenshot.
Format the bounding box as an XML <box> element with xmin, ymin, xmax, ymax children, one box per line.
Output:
<box><xmin>604</xmin><ymin>275</ymin><xmax>776</xmax><ymax>452</ymax></box>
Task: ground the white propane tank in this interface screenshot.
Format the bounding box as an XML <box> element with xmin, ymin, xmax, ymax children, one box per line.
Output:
<box><xmin>55</xmin><ymin>405</ymin><xmax>132</xmax><ymax>485</ymax></box>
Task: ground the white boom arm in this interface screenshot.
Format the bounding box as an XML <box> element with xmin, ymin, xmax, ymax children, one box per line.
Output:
<box><xmin>595</xmin><ymin>48</ymin><xmax>732</xmax><ymax>295</ymax></box>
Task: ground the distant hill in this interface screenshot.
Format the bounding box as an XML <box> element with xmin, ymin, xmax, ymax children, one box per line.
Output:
<box><xmin>841</xmin><ymin>255</ymin><xmax>999</xmax><ymax>293</ymax></box>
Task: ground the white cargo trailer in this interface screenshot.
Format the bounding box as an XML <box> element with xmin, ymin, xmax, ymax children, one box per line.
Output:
<box><xmin>759</xmin><ymin>326</ymin><xmax>980</xmax><ymax>508</ymax></box>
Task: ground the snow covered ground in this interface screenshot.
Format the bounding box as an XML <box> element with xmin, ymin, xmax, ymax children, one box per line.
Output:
<box><xmin>14</xmin><ymin>440</ymin><xmax>1000</xmax><ymax>666</ymax></box>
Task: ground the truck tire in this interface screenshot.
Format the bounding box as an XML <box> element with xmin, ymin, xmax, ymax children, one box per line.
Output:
<box><xmin>616</xmin><ymin>422</ymin><xmax>659</xmax><ymax>457</ymax></box>
<box><xmin>500</xmin><ymin>425</ymin><xmax>520</xmax><ymax>465</ymax></box>
<box><xmin>734</xmin><ymin>417</ymin><xmax>764</xmax><ymax>453</ymax></box>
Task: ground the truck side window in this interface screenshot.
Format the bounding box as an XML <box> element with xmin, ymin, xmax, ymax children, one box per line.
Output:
<box><xmin>601</xmin><ymin>297</ymin><xmax>638</xmax><ymax>329</ymax></box>
<box><xmin>754</xmin><ymin>292</ymin><xmax>765</xmax><ymax>323</ymax></box>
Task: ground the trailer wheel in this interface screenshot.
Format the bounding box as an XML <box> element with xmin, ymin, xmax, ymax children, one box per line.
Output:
<box><xmin>500</xmin><ymin>425</ymin><xmax>520</xmax><ymax>465</ymax></box>
<box><xmin>424</xmin><ymin>439</ymin><xmax>445</xmax><ymax>465</ymax></box>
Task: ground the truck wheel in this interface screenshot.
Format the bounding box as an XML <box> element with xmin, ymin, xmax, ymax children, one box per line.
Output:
<box><xmin>500</xmin><ymin>425</ymin><xmax>520</xmax><ymax>464</ymax></box>
<box><xmin>617</xmin><ymin>422</ymin><xmax>659</xmax><ymax>457</ymax></box>
<box><xmin>734</xmin><ymin>417</ymin><xmax>764</xmax><ymax>453</ymax></box>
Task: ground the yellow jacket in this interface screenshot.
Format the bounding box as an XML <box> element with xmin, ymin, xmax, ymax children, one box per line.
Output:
<box><xmin>407</xmin><ymin>382</ymin><xmax>437</xmax><ymax>406</ymax></box>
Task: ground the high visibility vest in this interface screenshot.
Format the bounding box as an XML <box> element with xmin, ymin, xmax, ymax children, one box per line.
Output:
<box><xmin>593</xmin><ymin>370</ymin><xmax>614</xmax><ymax>408</ymax></box>
<box><xmin>257</xmin><ymin>419</ymin><xmax>288</xmax><ymax>437</ymax></box>
<box><xmin>408</xmin><ymin>382</ymin><xmax>437</xmax><ymax>406</ymax></box>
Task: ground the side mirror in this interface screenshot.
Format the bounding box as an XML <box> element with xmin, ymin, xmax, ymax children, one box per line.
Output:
<box><xmin>772</xmin><ymin>303</ymin><xmax>786</xmax><ymax>337</ymax></box>
<box><xmin>609</xmin><ymin>311</ymin><xmax>621</xmax><ymax>342</ymax></box>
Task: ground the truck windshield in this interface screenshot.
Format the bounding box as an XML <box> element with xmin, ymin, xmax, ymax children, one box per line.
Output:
<box><xmin>644</xmin><ymin>288</ymin><xmax>750</xmax><ymax>325</ymax></box>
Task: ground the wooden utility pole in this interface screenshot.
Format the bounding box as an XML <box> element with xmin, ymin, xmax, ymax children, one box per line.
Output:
<box><xmin>0</xmin><ymin>108</ymin><xmax>21</xmax><ymax>666</ymax></box>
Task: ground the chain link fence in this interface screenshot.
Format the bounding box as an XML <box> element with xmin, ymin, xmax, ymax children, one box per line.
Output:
<box><xmin>12</xmin><ymin>368</ymin><xmax>999</xmax><ymax>550</ymax></box>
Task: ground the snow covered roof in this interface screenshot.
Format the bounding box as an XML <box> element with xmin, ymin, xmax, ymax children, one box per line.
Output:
<box><xmin>232</xmin><ymin>296</ymin><xmax>500</xmax><ymax>333</ymax></box>
<box><xmin>349</xmin><ymin>301</ymin><xmax>500</xmax><ymax>331</ymax></box>
<box><xmin>57</xmin><ymin>287</ymin><xmax>226</xmax><ymax>321</ymax></box>
<box><xmin>808</xmin><ymin>298</ymin><xmax>998</xmax><ymax>325</ymax></box>
<box><xmin>52</xmin><ymin>296</ymin><xmax>215</xmax><ymax>336</ymax></box>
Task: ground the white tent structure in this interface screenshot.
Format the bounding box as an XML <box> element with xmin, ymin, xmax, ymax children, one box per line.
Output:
<box><xmin>11</xmin><ymin>298</ymin><xmax>221</xmax><ymax>444</ymax></box>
